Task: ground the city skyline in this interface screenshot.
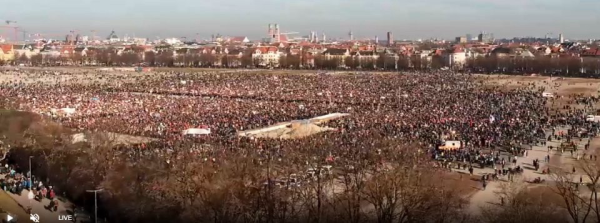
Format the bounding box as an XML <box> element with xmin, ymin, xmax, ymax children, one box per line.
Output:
<box><xmin>1</xmin><ymin>0</ymin><xmax>599</xmax><ymax>40</ymax></box>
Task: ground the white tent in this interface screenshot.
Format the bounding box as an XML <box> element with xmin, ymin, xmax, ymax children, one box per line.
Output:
<box><xmin>61</xmin><ymin>108</ymin><xmax>76</xmax><ymax>114</ymax></box>
<box><xmin>182</xmin><ymin>128</ymin><xmax>211</xmax><ymax>135</ymax></box>
<box><xmin>71</xmin><ymin>133</ymin><xmax>87</xmax><ymax>143</ymax></box>
<box><xmin>50</xmin><ymin>107</ymin><xmax>76</xmax><ymax>117</ymax></box>
<box><xmin>542</xmin><ymin>92</ymin><xmax>554</xmax><ymax>98</ymax></box>
<box><xmin>586</xmin><ymin>115</ymin><xmax>600</xmax><ymax>123</ymax></box>
<box><xmin>439</xmin><ymin>141</ymin><xmax>461</xmax><ymax>150</ymax></box>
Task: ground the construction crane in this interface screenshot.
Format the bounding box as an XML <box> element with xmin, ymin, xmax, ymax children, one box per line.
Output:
<box><xmin>5</xmin><ymin>20</ymin><xmax>16</xmax><ymax>25</ymax></box>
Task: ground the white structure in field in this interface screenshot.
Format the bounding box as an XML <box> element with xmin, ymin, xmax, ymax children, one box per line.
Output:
<box><xmin>439</xmin><ymin>141</ymin><xmax>461</xmax><ymax>150</ymax></box>
<box><xmin>182</xmin><ymin>128</ymin><xmax>211</xmax><ymax>135</ymax></box>
<box><xmin>542</xmin><ymin>92</ymin><xmax>555</xmax><ymax>98</ymax></box>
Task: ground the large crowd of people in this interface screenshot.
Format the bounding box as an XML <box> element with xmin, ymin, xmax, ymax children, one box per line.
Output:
<box><xmin>1</xmin><ymin>68</ymin><xmax>599</xmax><ymax>222</ymax></box>
<box><xmin>1</xmin><ymin>69</ymin><xmax>593</xmax><ymax>167</ymax></box>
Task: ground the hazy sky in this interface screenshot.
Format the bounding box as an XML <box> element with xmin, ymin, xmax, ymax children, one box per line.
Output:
<box><xmin>1</xmin><ymin>0</ymin><xmax>599</xmax><ymax>40</ymax></box>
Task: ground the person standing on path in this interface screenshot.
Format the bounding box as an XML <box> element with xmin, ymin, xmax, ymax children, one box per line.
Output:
<box><xmin>73</xmin><ymin>207</ymin><xmax>78</xmax><ymax>223</ymax></box>
<box><xmin>481</xmin><ymin>175</ymin><xmax>487</xmax><ymax>190</ymax></box>
<box><xmin>482</xmin><ymin>179</ymin><xmax>487</xmax><ymax>191</ymax></box>
<box><xmin>53</xmin><ymin>199</ymin><xmax>59</xmax><ymax>212</ymax></box>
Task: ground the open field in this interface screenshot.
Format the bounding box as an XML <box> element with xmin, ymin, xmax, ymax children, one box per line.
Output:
<box><xmin>478</xmin><ymin>74</ymin><xmax>600</xmax><ymax>96</ymax></box>
<box><xmin>478</xmin><ymin>74</ymin><xmax>600</xmax><ymax>112</ymax></box>
<box><xmin>1</xmin><ymin>68</ymin><xmax>599</xmax><ymax>222</ymax></box>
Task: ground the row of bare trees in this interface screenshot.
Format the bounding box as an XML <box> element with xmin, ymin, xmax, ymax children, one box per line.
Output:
<box><xmin>8</xmin><ymin>48</ymin><xmax>600</xmax><ymax>76</ymax></box>
<box><xmin>466</xmin><ymin>56</ymin><xmax>600</xmax><ymax>77</ymax></box>
<box><xmin>13</xmin><ymin>50</ymin><xmax>175</xmax><ymax>67</ymax></box>
<box><xmin>311</xmin><ymin>55</ymin><xmax>439</xmax><ymax>71</ymax></box>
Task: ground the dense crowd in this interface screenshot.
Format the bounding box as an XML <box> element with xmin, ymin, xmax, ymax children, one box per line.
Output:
<box><xmin>4</xmin><ymin>69</ymin><xmax>600</xmax><ymax>168</ymax></box>
<box><xmin>0</xmin><ymin>70</ymin><xmax>581</xmax><ymax>160</ymax></box>
<box><xmin>1</xmin><ymin>68</ymin><xmax>599</xmax><ymax>222</ymax></box>
<box><xmin>0</xmin><ymin>163</ymin><xmax>60</xmax><ymax>212</ymax></box>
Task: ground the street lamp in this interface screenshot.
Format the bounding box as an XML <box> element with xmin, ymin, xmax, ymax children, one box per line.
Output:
<box><xmin>86</xmin><ymin>188</ymin><xmax>104</xmax><ymax>223</ymax></box>
<box><xmin>28</xmin><ymin>156</ymin><xmax>33</xmax><ymax>190</ymax></box>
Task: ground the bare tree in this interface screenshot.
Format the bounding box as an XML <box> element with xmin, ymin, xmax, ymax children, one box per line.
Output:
<box><xmin>551</xmin><ymin>168</ymin><xmax>594</xmax><ymax>223</ymax></box>
<box><xmin>481</xmin><ymin>177</ymin><xmax>566</xmax><ymax>223</ymax></box>
<box><xmin>577</xmin><ymin>149</ymin><xmax>600</xmax><ymax>220</ymax></box>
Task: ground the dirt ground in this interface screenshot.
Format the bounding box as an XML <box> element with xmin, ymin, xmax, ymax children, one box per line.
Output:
<box><xmin>438</xmin><ymin>171</ymin><xmax>482</xmax><ymax>198</ymax></box>
<box><xmin>478</xmin><ymin>74</ymin><xmax>600</xmax><ymax>95</ymax></box>
<box><xmin>478</xmin><ymin>74</ymin><xmax>600</xmax><ymax>112</ymax></box>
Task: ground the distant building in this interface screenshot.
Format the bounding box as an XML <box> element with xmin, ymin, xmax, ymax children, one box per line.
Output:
<box><xmin>490</xmin><ymin>47</ymin><xmax>534</xmax><ymax>58</ymax></box>
<box><xmin>559</xmin><ymin>33</ymin><xmax>564</xmax><ymax>44</ymax></box>
<box><xmin>444</xmin><ymin>47</ymin><xmax>466</xmax><ymax>68</ymax></box>
<box><xmin>226</xmin><ymin>49</ymin><xmax>244</xmax><ymax>67</ymax></box>
<box><xmin>357</xmin><ymin>51</ymin><xmax>379</xmax><ymax>66</ymax></box>
<box><xmin>0</xmin><ymin>44</ymin><xmax>14</xmax><ymax>61</ymax></box>
<box><xmin>13</xmin><ymin>44</ymin><xmax>36</xmax><ymax>59</ymax></box>
<box><xmin>412</xmin><ymin>50</ymin><xmax>432</xmax><ymax>69</ymax></box>
<box><xmin>252</xmin><ymin>46</ymin><xmax>282</xmax><ymax>67</ymax></box>
<box><xmin>267</xmin><ymin>24</ymin><xmax>283</xmax><ymax>43</ymax></box>
<box><xmin>164</xmin><ymin>38</ymin><xmax>182</xmax><ymax>45</ymax></box>
<box><xmin>478</xmin><ymin>31</ymin><xmax>493</xmax><ymax>43</ymax></box>
<box><xmin>310</xmin><ymin>31</ymin><xmax>318</xmax><ymax>43</ymax></box>
<box><xmin>107</xmin><ymin>31</ymin><xmax>120</xmax><ymax>43</ymax></box>
<box><xmin>349</xmin><ymin>50</ymin><xmax>379</xmax><ymax>65</ymax></box>
<box><xmin>466</xmin><ymin>34</ymin><xmax>473</xmax><ymax>41</ymax></box>
<box><xmin>455</xmin><ymin>36</ymin><xmax>467</xmax><ymax>44</ymax></box>
<box><xmin>131</xmin><ymin>38</ymin><xmax>147</xmax><ymax>45</ymax></box>
<box><xmin>387</xmin><ymin>32</ymin><xmax>394</xmax><ymax>46</ymax></box>
<box><xmin>323</xmin><ymin>48</ymin><xmax>350</xmax><ymax>57</ymax></box>
<box><xmin>229</xmin><ymin>36</ymin><xmax>250</xmax><ymax>44</ymax></box>
<box><xmin>74</xmin><ymin>47</ymin><xmax>88</xmax><ymax>57</ymax></box>
<box><xmin>581</xmin><ymin>48</ymin><xmax>600</xmax><ymax>58</ymax></box>
<box><xmin>322</xmin><ymin>48</ymin><xmax>350</xmax><ymax>67</ymax></box>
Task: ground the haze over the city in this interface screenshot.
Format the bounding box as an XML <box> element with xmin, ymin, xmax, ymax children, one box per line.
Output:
<box><xmin>2</xmin><ymin>0</ymin><xmax>600</xmax><ymax>40</ymax></box>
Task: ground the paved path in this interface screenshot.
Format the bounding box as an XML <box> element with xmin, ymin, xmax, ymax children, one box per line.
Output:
<box><xmin>466</xmin><ymin>126</ymin><xmax>587</xmax><ymax>215</ymax></box>
<box><xmin>1</xmin><ymin>174</ymin><xmax>91</xmax><ymax>223</ymax></box>
<box><xmin>0</xmin><ymin>189</ymin><xmax>32</xmax><ymax>223</ymax></box>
